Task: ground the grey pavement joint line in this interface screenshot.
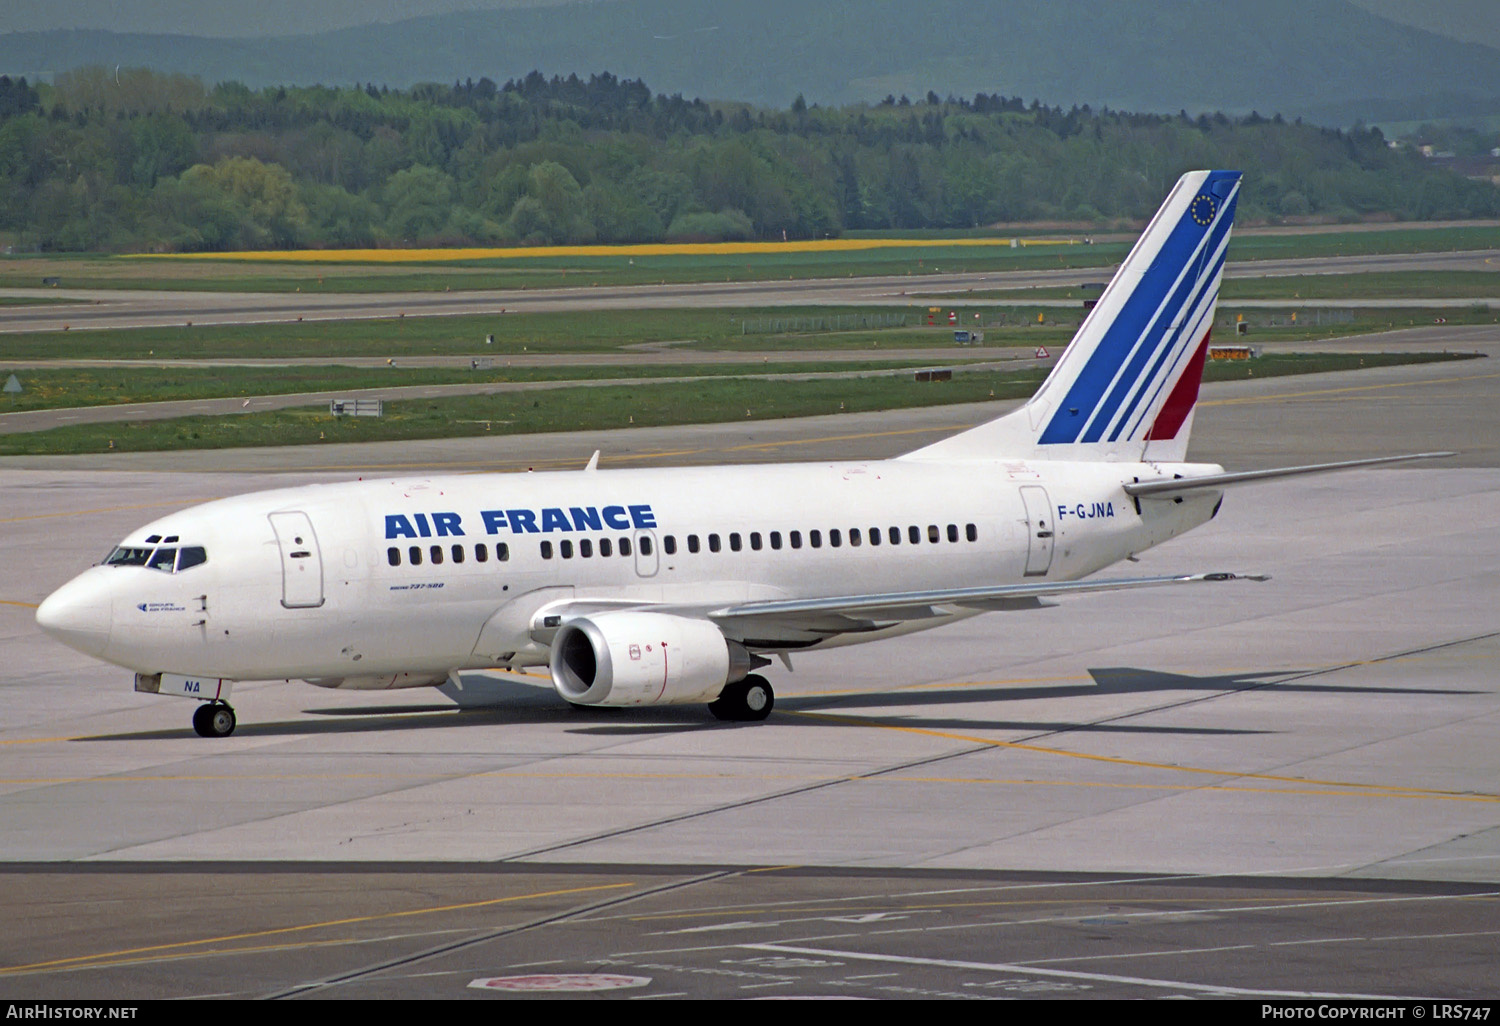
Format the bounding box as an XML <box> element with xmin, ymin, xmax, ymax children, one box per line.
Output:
<box><xmin>263</xmin><ymin>870</ymin><xmax>734</xmax><ymax>999</ymax></box>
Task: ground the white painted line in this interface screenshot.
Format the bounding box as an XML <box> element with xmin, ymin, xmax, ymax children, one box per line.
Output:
<box><xmin>740</xmin><ymin>942</ymin><xmax>1429</xmax><ymax>1000</ymax></box>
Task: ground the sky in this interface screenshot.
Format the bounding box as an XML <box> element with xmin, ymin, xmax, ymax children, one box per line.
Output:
<box><xmin>1</xmin><ymin>0</ymin><xmax>1497</xmax><ymax>50</ymax></box>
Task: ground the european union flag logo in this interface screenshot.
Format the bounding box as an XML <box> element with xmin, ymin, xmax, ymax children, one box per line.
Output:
<box><xmin>1189</xmin><ymin>194</ymin><xmax>1217</xmax><ymax>226</ymax></box>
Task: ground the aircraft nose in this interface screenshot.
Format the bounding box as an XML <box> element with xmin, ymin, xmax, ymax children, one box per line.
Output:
<box><xmin>36</xmin><ymin>575</ymin><xmax>112</xmax><ymax>658</ymax></box>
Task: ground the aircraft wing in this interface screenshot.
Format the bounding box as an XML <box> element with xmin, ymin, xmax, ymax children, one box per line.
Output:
<box><xmin>707</xmin><ymin>571</ymin><xmax>1267</xmax><ymax>645</ymax></box>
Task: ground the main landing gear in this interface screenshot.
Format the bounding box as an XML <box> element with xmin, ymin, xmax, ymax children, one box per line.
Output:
<box><xmin>192</xmin><ymin>701</ymin><xmax>237</xmax><ymax>738</ymax></box>
<box><xmin>709</xmin><ymin>674</ymin><xmax>774</xmax><ymax>722</ymax></box>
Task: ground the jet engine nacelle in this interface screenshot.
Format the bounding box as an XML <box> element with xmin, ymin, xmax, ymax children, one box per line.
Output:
<box><xmin>550</xmin><ymin>611</ymin><xmax>750</xmax><ymax>707</ymax></box>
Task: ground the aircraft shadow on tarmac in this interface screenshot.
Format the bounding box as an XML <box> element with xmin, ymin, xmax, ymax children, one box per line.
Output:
<box><xmin>808</xmin><ymin>664</ymin><xmax>1483</xmax><ymax>712</ymax></box>
<box><xmin>68</xmin><ymin>664</ymin><xmax>1481</xmax><ymax>742</ymax></box>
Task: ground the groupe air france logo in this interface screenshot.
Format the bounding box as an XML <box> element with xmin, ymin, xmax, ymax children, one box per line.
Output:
<box><xmin>1189</xmin><ymin>193</ymin><xmax>1217</xmax><ymax>226</ymax></box>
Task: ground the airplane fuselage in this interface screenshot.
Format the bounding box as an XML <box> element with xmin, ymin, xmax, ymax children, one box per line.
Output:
<box><xmin>48</xmin><ymin>457</ymin><xmax>1222</xmax><ymax>687</ymax></box>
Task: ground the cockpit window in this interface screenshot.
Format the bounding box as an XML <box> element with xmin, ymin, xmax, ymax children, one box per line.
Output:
<box><xmin>103</xmin><ymin>544</ymin><xmax>208</xmax><ymax>573</ymax></box>
<box><xmin>104</xmin><ymin>546</ymin><xmax>153</xmax><ymax>566</ymax></box>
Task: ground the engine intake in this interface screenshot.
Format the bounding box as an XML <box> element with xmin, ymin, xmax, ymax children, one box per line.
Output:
<box><xmin>550</xmin><ymin>611</ymin><xmax>750</xmax><ymax>707</ymax></box>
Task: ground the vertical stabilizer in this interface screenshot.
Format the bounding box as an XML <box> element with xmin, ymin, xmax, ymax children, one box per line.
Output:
<box><xmin>903</xmin><ymin>169</ymin><xmax>1240</xmax><ymax>463</ymax></box>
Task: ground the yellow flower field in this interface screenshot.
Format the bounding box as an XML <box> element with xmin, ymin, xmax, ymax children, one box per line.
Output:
<box><xmin>138</xmin><ymin>237</ymin><xmax>1076</xmax><ymax>263</ymax></box>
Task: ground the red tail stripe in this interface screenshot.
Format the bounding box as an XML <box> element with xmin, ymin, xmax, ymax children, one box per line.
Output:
<box><xmin>1147</xmin><ymin>330</ymin><xmax>1211</xmax><ymax>441</ymax></box>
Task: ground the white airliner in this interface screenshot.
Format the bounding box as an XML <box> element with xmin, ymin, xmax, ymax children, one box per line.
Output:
<box><xmin>36</xmin><ymin>170</ymin><xmax>1447</xmax><ymax>737</ymax></box>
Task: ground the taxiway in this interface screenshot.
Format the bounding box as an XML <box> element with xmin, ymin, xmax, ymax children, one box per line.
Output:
<box><xmin>1</xmin><ymin>327</ymin><xmax>1496</xmax><ymax>997</ymax></box>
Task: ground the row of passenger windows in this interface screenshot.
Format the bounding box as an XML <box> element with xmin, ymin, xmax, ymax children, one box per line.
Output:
<box><xmin>652</xmin><ymin>523</ymin><xmax>980</xmax><ymax>556</ymax></box>
<box><xmin>386</xmin><ymin>524</ymin><xmax>979</xmax><ymax>567</ymax></box>
<box><xmin>388</xmin><ymin>541</ymin><xmax>511</xmax><ymax>567</ymax></box>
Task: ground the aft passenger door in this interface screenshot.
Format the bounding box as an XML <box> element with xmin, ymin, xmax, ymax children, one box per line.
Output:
<box><xmin>1018</xmin><ymin>486</ymin><xmax>1054</xmax><ymax>577</ymax></box>
<box><xmin>268</xmin><ymin>511</ymin><xmax>325</xmax><ymax>608</ymax></box>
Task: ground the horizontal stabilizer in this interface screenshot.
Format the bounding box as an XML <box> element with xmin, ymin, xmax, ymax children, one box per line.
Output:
<box><xmin>1124</xmin><ymin>452</ymin><xmax>1456</xmax><ymax>498</ymax></box>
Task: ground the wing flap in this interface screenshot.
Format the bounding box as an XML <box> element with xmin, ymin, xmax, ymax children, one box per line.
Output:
<box><xmin>710</xmin><ymin>572</ymin><xmax>1267</xmax><ymax>638</ymax></box>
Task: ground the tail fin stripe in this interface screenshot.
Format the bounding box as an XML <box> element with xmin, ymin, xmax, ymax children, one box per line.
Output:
<box><xmin>1144</xmin><ymin>329</ymin><xmax>1213</xmax><ymax>441</ymax></box>
<box><xmin>895</xmin><ymin>169</ymin><xmax>1241</xmax><ymax>466</ymax></box>
<box><xmin>1080</xmin><ymin>189</ymin><xmax>1238</xmax><ymax>443</ymax></box>
<box><xmin>1112</xmin><ymin>248</ymin><xmax>1228</xmax><ymax>442</ymax></box>
<box><xmin>1039</xmin><ymin>181</ymin><xmax>1237</xmax><ymax>445</ymax></box>
<box><xmin>1105</xmin><ymin>230</ymin><xmax>1233</xmax><ymax>443</ymax></box>
<box><xmin>1039</xmin><ymin>216</ymin><xmax>1206</xmax><ymax>444</ymax></box>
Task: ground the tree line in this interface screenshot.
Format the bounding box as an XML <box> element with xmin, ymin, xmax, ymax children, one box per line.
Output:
<box><xmin>0</xmin><ymin>68</ymin><xmax>1496</xmax><ymax>253</ymax></box>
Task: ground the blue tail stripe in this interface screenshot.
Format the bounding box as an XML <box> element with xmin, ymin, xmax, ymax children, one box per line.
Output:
<box><xmin>1109</xmin><ymin>240</ymin><xmax>1231</xmax><ymax>442</ymax></box>
<box><xmin>1091</xmin><ymin>198</ymin><xmax>1236</xmax><ymax>442</ymax></box>
<box><xmin>1077</xmin><ymin>188</ymin><xmax>1237</xmax><ymax>444</ymax></box>
<box><xmin>1037</xmin><ymin>213</ymin><xmax>1205</xmax><ymax>444</ymax></box>
<box><xmin>1038</xmin><ymin>170</ymin><xmax>1239</xmax><ymax>445</ymax></box>
<box><xmin>1080</xmin><ymin>216</ymin><xmax>1226</xmax><ymax>444</ymax></box>
<box><xmin>1103</xmin><ymin>223</ymin><xmax>1233</xmax><ymax>443</ymax></box>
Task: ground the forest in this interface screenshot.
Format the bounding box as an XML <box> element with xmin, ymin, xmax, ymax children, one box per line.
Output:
<box><xmin>1</xmin><ymin>67</ymin><xmax>1496</xmax><ymax>253</ymax></box>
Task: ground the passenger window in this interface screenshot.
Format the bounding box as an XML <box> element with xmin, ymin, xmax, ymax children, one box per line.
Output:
<box><xmin>729</xmin><ymin>533</ymin><xmax>742</xmax><ymax>552</ymax></box>
<box><xmin>770</xmin><ymin>531</ymin><xmax>782</xmax><ymax>550</ymax></box>
<box><xmin>790</xmin><ymin>531</ymin><xmax>802</xmax><ymax>550</ymax></box>
<box><xmin>620</xmin><ymin>537</ymin><xmax>632</xmax><ymax>557</ymax></box>
<box><xmin>147</xmin><ymin>548</ymin><xmax>176</xmax><ymax>572</ymax></box>
<box><xmin>889</xmin><ymin>526</ymin><xmax>901</xmax><ymax>545</ymax></box>
<box><xmin>947</xmin><ymin>524</ymin><xmax>959</xmax><ymax>543</ymax></box>
<box><xmin>540</xmin><ymin>541</ymin><xmax>553</xmax><ymax>559</ymax></box>
<box><xmin>750</xmin><ymin>532</ymin><xmax>762</xmax><ymax>551</ymax></box>
<box><xmin>830</xmin><ymin>529</ymin><xmax>842</xmax><ymax>548</ymax></box>
<box><xmin>176</xmin><ymin>546</ymin><xmax>207</xmax><ymax>571</ymax></box>
<box><xmin>809</xmin><ymin>530</ymin><xmax>821</xmax><ymax>549</ymax></box>
<box><xmin>476</xmin><ymin>543</ymin><xmax>489</xmax><ymax>563</ymax></box>
<box><xmin>560</xmin><ymin>540</ymin><xmax>574</xmax><ymax>559</ymax></box>
<box><xmin>497</xmin><ymin>543</ymin><xmax>510</xmax><ymax>561</ymax></box>
<box><xmin>687</xmin><ymin>534</ymin><xmax>700</xmax><ymax>554</ymax></box>
<box><xmin>430</xmin><ymin>545</ymin><xmax>444</xmax><ymax>564</ymax></box>
<box><xmin>580</xmin><ymin>539</ymin><xmax>593</xmax><ymax>558</ymax></box>
<box><xmin>387</xmin><ymin>547</ymin><xmax>401</xmax><ymax>567</ymax></box>
<box><xmin>640</xmin><ymin>536</ymin><xmax>653</xmax><ymax>556</ymax></box>
<box><xmin>909</xmin><ymin>526</ymin><xmax>922</xmax><ymax>544</ymax></box>
<box><xmin>409</xmin><ymin>546</ymin><xmax>422</xmax><ymax>566</ymax></box>
<box><xmin>708</xmin><ymin>533</ymin><xmax>721</xmax><ymax>553</ymax></box>
<box><xmin>869</xmin><ymin>527</ymin><xmax>881</xmax><ymax>546</ymax></box>
<box><xmin>966</xmin><ymin>523</ymin><xmax>978</xmax><ymax>542</ymax></box>
<box><xmin>664</xmin><ymin>535</ymin><xmax>677</xmax><ymax>555</ymax></box>
<box><xmin>928</xmin><ymin>525</ymin><xmax>940</xmax><ymax>543</ymax></box>
<box><xmin>600</xmin><ymin>537</ymin><xmax>613</xmax><ymax>557</ymax></box>
<box><xmin>848</xmin><ymin>528</ymin><xmax>860</xmax><ymax>548</ymax></box>
<box><xmin>452</xmin><ymin>544</ymin><xmax>465</xmax><ymax>563</ymax></box>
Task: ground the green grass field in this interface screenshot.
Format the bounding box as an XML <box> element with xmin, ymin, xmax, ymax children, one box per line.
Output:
<box><xmin>0</xmin><ymin>359</ymin><xmax>977</xmax><ymax>413</ymax></box>
<box><xmin>0</xmin><ymin>352</ymin><xmax>1473</xmax><ymax>457</ymax></box>
<box><xmin>0</xmin><ymin>305</ymin><xmax>1077</xmax><ymax>361</ymax></box>
<box><xmin>0</xmin><ymin>223</ymin><xmax>1494</xmax><ymax>294</ymax></box>
<box><xmin>948</xmin><ymin>271</ymin><xmax>1500</xmax><ymax>302</ymax></box>
<box><xmin>8</xmin><ymin>297</ymin><xmax>1471</xmax><ymax>366</ymax></box>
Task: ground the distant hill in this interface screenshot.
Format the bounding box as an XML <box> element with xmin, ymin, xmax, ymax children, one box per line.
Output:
<box><xmin>4</xmin><ymin>0</ymin><xmax>1499</xmax><ymax>125</ymax></box>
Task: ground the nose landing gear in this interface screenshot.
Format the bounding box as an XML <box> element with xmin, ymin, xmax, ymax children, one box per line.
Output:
<box><xmin>192</xmin><ymin>701</ymin><xmax>237</xmax><ymax>738</ymax></box>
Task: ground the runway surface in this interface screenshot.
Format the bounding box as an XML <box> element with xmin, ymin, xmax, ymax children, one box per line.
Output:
<box><xmin>1</xmin><ymin>329</ymin><xmax>1496</xmax><ymax>998</ymax></box>
<box><xmin>2</xmin><ymin>248</ymin><xmax>1497</xmax><ymax>333</ymax></box>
